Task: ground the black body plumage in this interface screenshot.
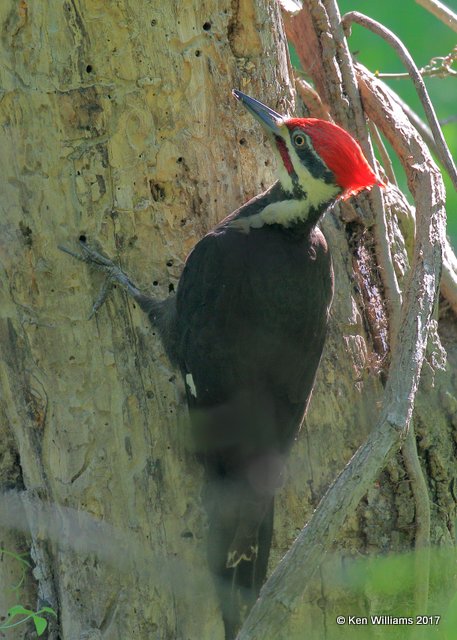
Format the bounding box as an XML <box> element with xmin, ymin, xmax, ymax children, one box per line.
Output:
<box><xmin>143</xmin><ymin>181</ymin><xmax>334</xmax><ymax>637</ymax></box>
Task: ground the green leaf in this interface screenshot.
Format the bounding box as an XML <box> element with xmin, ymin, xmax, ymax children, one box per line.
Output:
<box><xmin>33</xmin><ymin>615</ymin><xmax>48</xmax><ymax>636</ymax></box>
<box><xmin>39</xmin><ymin>606</ymin><xmax>57</xmax><ymax>617</ymax></box>
<box><xmin>7</xmin><ymin>604</ymin><xmax>33</xmax><ymax>618</ymax></box>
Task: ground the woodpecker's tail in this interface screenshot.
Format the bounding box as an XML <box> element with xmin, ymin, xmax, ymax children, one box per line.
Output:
<box><xmin>204</xmin><ymin>478</ymin><xmax>274</xmax><ymax>640</ymax></box>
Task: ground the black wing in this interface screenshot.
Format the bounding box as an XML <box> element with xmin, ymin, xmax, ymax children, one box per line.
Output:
<box><xmin>175</xmin><ymin>223</ymin><xmax>333</xmax><ymax>459</ymax></box>
<box><xmin>175</xmin><ymin>222</ymin><xmax>332</xmax><ymax>638</ymax></box>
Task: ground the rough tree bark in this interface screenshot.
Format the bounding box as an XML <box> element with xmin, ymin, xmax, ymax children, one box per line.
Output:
<box><xmin>0</xmin><ymin>1</ymin><xmax>456</xmax><ymax>640</ymax></box>
<box><xmin>0</xmin><ymin>2</ymin><xmax>291</xmax><ymax>639</ymax></box>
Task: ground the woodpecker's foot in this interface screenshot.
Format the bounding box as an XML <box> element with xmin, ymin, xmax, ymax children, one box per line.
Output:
<box><xmin>59</xmin><ymin>240</ymin><xmax>143</xmax><ymax>318</ymax></box>
<box><xmin>226</xmin><ymin>537</ymin><xmax>258</xmax><ymax>568</ymax></box>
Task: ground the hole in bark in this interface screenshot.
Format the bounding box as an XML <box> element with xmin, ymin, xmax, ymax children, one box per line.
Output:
<box><xmin>203</xmin><ymin>22</ymin><xmax>211</xmax><ymax>31</ymax></box>
<box><xmin>19</xmin><ymin>222</ymin><xmax>33</xmax><ymax>247</ymax></box>
<box><xmin>150</xmin><ymin>181</ymin><xmax>166</xmax><ymax>201</ymax></box>
<box><xmin>86</xmin><ymin>64</ymin><xmax>93</xmax><ymax>73</ymax></box>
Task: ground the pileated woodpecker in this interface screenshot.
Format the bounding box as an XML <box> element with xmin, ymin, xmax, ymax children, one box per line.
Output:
<box><xmin>61</xmin><ymin>90</ymin><xmax>381</xmax><ymax>639</ymax></box>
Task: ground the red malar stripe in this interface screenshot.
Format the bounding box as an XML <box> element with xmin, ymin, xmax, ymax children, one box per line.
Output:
<box><xmin>275</xmin><ymin>136</ymin><xmax>294</xmax><ymax>175</ymax></box>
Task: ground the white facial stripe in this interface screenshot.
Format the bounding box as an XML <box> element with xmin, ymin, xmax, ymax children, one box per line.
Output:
<box><xmin>254</xmin><ymin>199</ymin><xmax>309</xmax><ymax>226</ymax></box>
<box><xmin>228</xmin><ymin>128</ymin><xmax>341</xmax><ymax>232</ymax></box>
<box><xmin>276</xmin><ymin>161</ymin><xmax>294</xmax><ymax>193</ymax></box>
<box><xmin>282</xmin><ymin>135</ymin><xmax>340</xmax><ymax>207</ymax></box>
<box><xmin>229</xmin><ymin>199</ymin><xmax>311</xmax><ymax>232</ymax></box>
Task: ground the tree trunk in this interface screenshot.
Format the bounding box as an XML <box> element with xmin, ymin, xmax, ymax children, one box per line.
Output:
<box><xmin>1</xmin><ymin>1</ymin><xmax>456</xmax><ymax>639</ymax></box>
<box><xmin>0</xmin><ymin>1</ymin><xmax>290</xmax><ymax>638</ymax></box>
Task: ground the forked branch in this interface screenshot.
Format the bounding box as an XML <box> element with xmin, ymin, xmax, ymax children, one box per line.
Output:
<box><xmin>236</xmin><ymin>5</ymin><xmax>446</xmax><ymax>638</ymax></box>
<box><xmin>342</xmin><ymin>11</ymin><xmax>457</xmax><ymax>192</ymax></box>
<box><xmin>237</xmin><ymin>69</ymin><xmax>445</xmax><ymax>640</ymax></box>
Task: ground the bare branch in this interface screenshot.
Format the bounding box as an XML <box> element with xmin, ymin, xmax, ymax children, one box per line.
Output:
<box><xmin>402</xmin><ymin>425</ymin><xmax>431</xmax><ymax>614</ymax></box>
<box><xmin>356</xmin><ymin>63</ymin><xmax>457</xmax><ymax>315</ymax></box>
<box><xmin>294</xmin><ymin>75</ymin><xmax>330</xmax><ymax>120</ymax></box>
<box><xmin>237</xmin><ymin>66</ymin><xmax>445</xmax><ymax>640</ymax></box>
<box><xmin>415</xmin><ymin>0</ymin><xmax>457</xmax><ymax>33</ymax></box>
<box><xmin>285</xmin><ymin>1</ymin><xmax>403</xmax><ymax>340</ymax></box>
<box><xmin>323</xmin><ymin>2</ymin><xmax>404</xmax><ymax>340</ymax></box>
<box><xmin>342</xmin><ymin>11</ymin><xmax>457</xmax><ymax>193</ymax></box>
<box><xmin>377</xmin><ymin>45</ymin><xmax>457</xmax><ymax>78</ymax></box>
<box><xmin>368</xmin><ymin>121</ymin><xmax>398</xmax><ymax>186</ymax></box>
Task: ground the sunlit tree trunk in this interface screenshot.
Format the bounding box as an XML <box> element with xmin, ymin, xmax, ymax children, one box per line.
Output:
<box><xmin>0</xmin><ymin>1</ymin><xmax>290</xmax><ymax>638</ymax></box>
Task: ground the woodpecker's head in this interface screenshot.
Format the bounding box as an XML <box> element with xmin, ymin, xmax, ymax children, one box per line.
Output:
<box><xmin>233</xmin><ymin>90</ymin><xmax>382</xmax><ymax>210</ymax></box>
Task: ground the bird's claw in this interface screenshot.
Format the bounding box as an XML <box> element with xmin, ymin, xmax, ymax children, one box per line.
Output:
<box><xmin>59</xmin><ymin>240</ymin><xmax>141</xmax><ymax>318</ymax></box>
<box><xmin>59</xmin><ymin>241</ymin><xmax>118</xmax><ymax>271</ymax></box>
<box><xmin>88</xmin><ymin>277</ymin><xmax>115</xmax><ymax>319</ymax></box>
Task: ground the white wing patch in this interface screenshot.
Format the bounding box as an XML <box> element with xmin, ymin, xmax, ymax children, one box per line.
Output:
<box><xmin>185</xmin><ymin>373</ymin><xmax>197</xmax><ymax>398</ymax></box>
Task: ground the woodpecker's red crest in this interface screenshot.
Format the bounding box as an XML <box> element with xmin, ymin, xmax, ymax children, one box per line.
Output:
<box><xmin>233</xmin><ymin>90</ymin><xmax>383</xmax><ymax>209</ymax></box>
<box><xmin>285</xmin><ymin>118</ymin><xmax>383</xmax><ymax>199</ymax></box>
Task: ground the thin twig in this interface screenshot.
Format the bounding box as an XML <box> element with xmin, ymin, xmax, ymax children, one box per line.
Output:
<box><xmin>415</xmin><ymin>0</ymin><xmax>457</xmax><ymax>33</ymax></box>
<box><xmin>377</xmin><ymin>46</ymin><xmax>457</xmax><ymax>79</ymax></box>
<box><xmin>294</xmin><ymin>75</ymin><xmax>330</xmax><ymax>120</ymax></box>
<box><xmin>377</xmin><ymin>69</ymin><xmax>454</xmax><ymax>78</ymax></box>
<box><xmin>321</xmin><ymin>0</ymin><xmax>404</xmax><ymax>343</ymax></box>
<box><xmin>357</xmin><ymin>62</ymin><xmax>457</xmax><ymax>316</ymax></box>
<box><xmin>342</xmin><ymin>11</ymin><xmax>457</xmax><ymax>194</ymax></box>
<box><xmin>368</xmin><ymin>121</ymin><xmax>397</xmax><ymax>186</ymax></box>
<box><xmin>301</xmin><ymin>0</ymin><xmax>403</xmax><ymax>344</ymax></box>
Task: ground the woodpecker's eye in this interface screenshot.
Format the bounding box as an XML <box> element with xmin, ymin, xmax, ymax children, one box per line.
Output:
<box><xmin>292</xmin><ymin>133</ymin><xmax>306</xmax><ymax>147</ymax></box>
